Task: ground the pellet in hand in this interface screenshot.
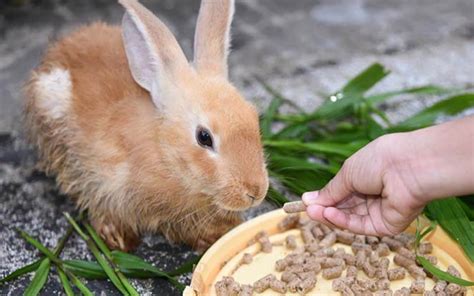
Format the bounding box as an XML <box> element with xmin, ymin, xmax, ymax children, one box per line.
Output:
<box><xmin>283</xmin><ymin>201</ymin><xmax>306</xmax><ymax>213</ymax></box>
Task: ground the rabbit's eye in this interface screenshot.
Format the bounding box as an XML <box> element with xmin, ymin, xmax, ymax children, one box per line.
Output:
<box><xmin>196</xmin><ymin>127</ymin><xmax>214</xmax><ymax>149</ymax></box>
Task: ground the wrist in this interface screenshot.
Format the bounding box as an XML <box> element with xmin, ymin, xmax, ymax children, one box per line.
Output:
<box><xmin>386</xmin><ymin>118</ymin><xmax>474</xmax><ymax>203</ymax></box>
<box><xmin>381</xmin><ymin>132</ymin><xmax>434</xmax><ymax>205</ymax></box>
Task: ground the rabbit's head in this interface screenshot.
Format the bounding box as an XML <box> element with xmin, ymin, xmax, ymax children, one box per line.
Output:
<box><xmin>119</xmin><ymin>0</ymin><xmax>268</xmax><ymax>212</ymax></box>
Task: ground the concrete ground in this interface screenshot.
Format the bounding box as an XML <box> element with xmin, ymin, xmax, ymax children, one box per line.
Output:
<box><xmin>1</xmin><ymin>0</ymin><xmax>473</xmax><ymax>295</ymax></box>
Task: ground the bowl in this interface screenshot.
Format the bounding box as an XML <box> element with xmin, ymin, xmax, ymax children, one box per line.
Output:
<box><xmin>184</xmin><ymin>209</ymin><xmax>474</xmax><ymax>295</ymax></box>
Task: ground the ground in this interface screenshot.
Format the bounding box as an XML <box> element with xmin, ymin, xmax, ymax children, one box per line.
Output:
<box><xmin>0</xmin><ymin>0</ymin><xmax>473</xmax><ymax>295</ymax></box>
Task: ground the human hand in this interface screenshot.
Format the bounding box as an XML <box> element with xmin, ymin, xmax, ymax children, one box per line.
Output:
<box><xmin>302</xmin><ymin>116</ymin><xmax>474</xmax><ymax>236</ymax></box>
<box><xmin>303</xmin><ymin>134</ymin><xmax>425</xmax><ymax>236</ymax></box>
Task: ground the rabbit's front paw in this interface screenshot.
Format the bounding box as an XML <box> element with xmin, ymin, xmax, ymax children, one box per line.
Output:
<box><xmin>91</xmin><ymin>218</ymin><xmax>140</xmax><ymax>252</ymax></box>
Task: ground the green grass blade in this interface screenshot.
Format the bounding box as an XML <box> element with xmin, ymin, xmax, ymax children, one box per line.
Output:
<box><xmin>459</xmin><ymin>197</ymin><xmax>474</xmax><ymax>220</ymax></box>
<box><xmin>0</xmin><ymin>259</ymin><xmax>42</xmax><ymax>285</ymax></box>
<box><xmin>366</xmin><ymin>85</ymin><xmax>452</xmax><ymax>105</ymax></box>
<box><xmin>64</xmin><ymin>259</ymin><xmax>173</xmax><ymax>279</ymax></box>
<box><xmin>274</xmin><ymin>169</ymin><xmax>332</xmax><ymax>194</ymax></box>
<box><xmin>111</xmin><ymin>251</ymin><xmax>184</xmax><ymax>290</ymax></box>
<box><xmin>18</xmin><ymin>229</ymin><xmax>93</xmax><ymax>296</ymax></box>
<box><xmin>83</xmin><ymin>223</ymin><xmax>113</xmax><ymax>258</ymax></box>
<box><xmin>169</xmin><ymin>255</ymin><xmax>202</xmax><ymax>276</ymax></box>
<box><xmin>264</xmin><ymin>140</ymin><xmax>367</xmax><ymax>158</ymax></box>
<box><xmin>83</xmin><ymin>223</ymin><xmax>139</xmax><ymax>296</ymax></box>
<box><xmin>23</xmin><ymin>258</ymin><xmax>50</xmax><ymax>296</ymax></box>
<box><xmin>265</xmin><ymin>186</ymin><xmax>289</xmax><ymax>207</ymax></box>
<box><xmin>64</xmin><ymin>214</ymin><xmax>129</xmax><ymax>295</ymax></box>
<box><xmin>18</xmin><ymin>230</ymin><xmax>56</xmax><ymax>259</ymax></box>
<box><xmin>268</xmin><ymin>154</ymin><xmax>339</xmax><ymax>175</ymax></box>
<box><xmin>416</xmin><ymin>256</ymin><xmax>474</xmax><ymax>286</ymax></box>
<box><xmin>111</xmin><ymin>251</ymin><xmax>172</xmax><ymax>277</ymax></box>
<box><xmin>58</xmin><ymin>268</ymin><xmax>74</xmax><ymax>296</ymax></box>
<box><xmin>414</xmin><ymin>218</ymin><xmax>437</xmax><ymax>250</ymax></box>
<box><xmin>64</xmin><ymin>260</ymin><xmax>108</xmax><ymax>279</ymax></box>
<box><xmin>341</xmin><ymin>63</ymin><xmax>390</xmax><ymax>97</ymax></box>
<box><xmin>313</xmin><ymin>63</ymin><xmax>390</xmax><ymax>120</ymax></box>
<box><xmin>394</xmin><ymin>93</ymin><xmax>474</xmax><ymax>131</ymax></box>
<box><xmin>272</xmin><ymin>123</ymin><xmax>312</xmax><ymax>140</ymax></box>
<box><xmin>425</xmin><ymin>198</ymin><xmax>474</xmax><ymax>262</ymax></box>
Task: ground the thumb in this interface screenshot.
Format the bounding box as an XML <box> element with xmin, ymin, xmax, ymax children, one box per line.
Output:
<box><xmin>303</xmin><ymin>162</ymin><xmax>353</xmax><ymax>207</ymax></box>
<box><xmin>302</xmin><ymin>163</ymin><xmax>354</xmax><ymax>222</ymax></box>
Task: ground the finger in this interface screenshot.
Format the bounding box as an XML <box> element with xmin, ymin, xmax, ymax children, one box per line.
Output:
<box><xmin>312</xmin><ymin>162</ymin><xmax>354</xmax><ymax>207</ymax></box>
<box><xmin>323</xmin><ymin>207</ymin><xmax>380</xmax><ymax>236</ymax></box>
<box><xmin>306</xmin><ymin>204</ymin><xmax>330</xmax><ymax>225</ymax></box>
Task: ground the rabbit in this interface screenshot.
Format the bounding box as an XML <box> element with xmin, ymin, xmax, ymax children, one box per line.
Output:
<box><xmin>24</xmin><ymin>0</ymin><xmax>269</xmax><ymax>252</ymax></box>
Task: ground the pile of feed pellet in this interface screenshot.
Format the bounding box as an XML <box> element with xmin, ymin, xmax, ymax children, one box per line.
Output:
<box><xmin>214</xmin><ymin>212</ymin><xmax>468</xmax><ymax>295</ymax></box>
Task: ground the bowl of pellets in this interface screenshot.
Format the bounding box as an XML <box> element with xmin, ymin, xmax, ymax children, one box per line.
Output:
<box><xmin>184</xmin><ymin>202</ymin><xmax>473</xmax><ymax>295</ymax></box>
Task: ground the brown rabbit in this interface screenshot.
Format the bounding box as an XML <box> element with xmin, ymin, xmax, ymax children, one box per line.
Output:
<box><xmin>24</xmin><ymin>0</ymin><xmax>269</xmax><ymax>251</ymax></box>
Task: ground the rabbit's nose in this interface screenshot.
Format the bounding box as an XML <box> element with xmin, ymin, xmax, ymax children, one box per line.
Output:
<box><xmin>246</xmin><ymin>194</ymin><xmax>256</xmax><ymax>201</ymax></box>
<box><xmin>244</xmin><ymin>183</ymin><xmax>267</xmax><ymax>201</ymax></box>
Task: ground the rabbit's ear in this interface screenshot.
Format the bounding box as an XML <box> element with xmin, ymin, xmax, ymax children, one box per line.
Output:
<box><xmin>193</xmin><ymin>0</ymin><xmax>235</xmax><ymax>78</ymax></box>
<box><xmin>119</xmin><ymin>0</ymin><xmax>189</xmax><ymax>108</ymax></box>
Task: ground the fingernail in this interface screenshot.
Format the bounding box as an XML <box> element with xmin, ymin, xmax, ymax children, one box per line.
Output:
<box><xmin>302</xmin><ymin>191</ymin><xmax>319</xmax><ymax>205</ymax></box>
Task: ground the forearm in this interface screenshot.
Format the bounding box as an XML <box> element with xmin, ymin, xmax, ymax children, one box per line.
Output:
<box><xmin>392</xmin><ymin>116</ymin><xmax>474</xmax><ymax>202</ymax></box>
